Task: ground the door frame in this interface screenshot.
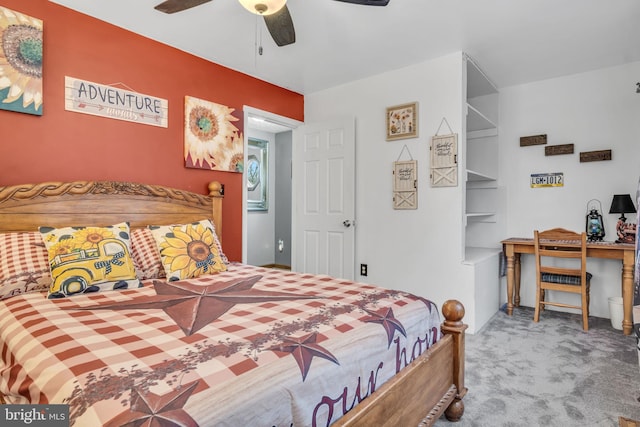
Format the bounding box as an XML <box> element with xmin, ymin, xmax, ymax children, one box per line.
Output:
<box><xmin>241</xmin><ymin>106</ymin><xmax>303</xmax><ymax>263</ymax></box>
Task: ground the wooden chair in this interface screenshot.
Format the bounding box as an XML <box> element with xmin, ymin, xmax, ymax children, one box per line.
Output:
<box><xmin>533</xmin><ymin>228</ymin><xmax>592</xmax><ymax>331</ymax></box>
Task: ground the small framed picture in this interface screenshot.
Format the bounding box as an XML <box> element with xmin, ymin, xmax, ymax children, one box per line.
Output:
<box><xmin>247</xmin><ymin>138</ymin><xmax>269</xmax><ymax>211</ymax></box>
<box><xmin>386</xmin><ymin>102</ymin><xmax>418</xmax><ymax>141</ymax></box>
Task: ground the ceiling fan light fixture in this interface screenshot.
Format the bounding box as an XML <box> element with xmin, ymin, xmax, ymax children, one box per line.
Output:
<box><xmin>238</xmin><ymin>0</ymin><xmax>286</xmax><ymax>15</ymax></box>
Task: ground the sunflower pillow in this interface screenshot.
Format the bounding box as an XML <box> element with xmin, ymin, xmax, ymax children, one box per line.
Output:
<box><xmin>149</xmin><ymin>219</ymin><xmax>227</xmax><ymax>281</ymax></box>
<box><xmin>39</xmin><ymin>222</ymin><xmax>140</xmax><ymax>299</ymax></box>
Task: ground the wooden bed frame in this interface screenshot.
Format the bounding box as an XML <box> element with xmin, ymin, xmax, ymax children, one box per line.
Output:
<box><xmin>0</xmin><ymin>180</ymin><xmax>466</xmax><ymax>426</ymax></box>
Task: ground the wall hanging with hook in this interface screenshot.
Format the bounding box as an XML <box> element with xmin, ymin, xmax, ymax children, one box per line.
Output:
<box><xmin>392</xmin><ymin>144</ymin><xmax>418</xmax><ymax>210</ymax></box>
<box><xmin>430</xmin><ymin>117</ymin><xmax>458</xmax><ymax>187</ymax></box>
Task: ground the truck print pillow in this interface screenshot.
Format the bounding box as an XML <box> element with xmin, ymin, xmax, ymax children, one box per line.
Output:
<box><xmin>39</xmin><ymin>222</ymin><xmax>141</xmax><ymax>299</ymax></box>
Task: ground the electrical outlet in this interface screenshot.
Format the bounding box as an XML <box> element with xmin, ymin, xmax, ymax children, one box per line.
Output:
<box><xmin>360</xmin><ymin>264</ymin><xmax>368</xmax><ymax>276</ymax></box>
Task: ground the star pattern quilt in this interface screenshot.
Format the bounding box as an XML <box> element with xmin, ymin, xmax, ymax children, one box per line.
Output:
<box><xmin>0</xmin><ymin>263</ymin><xmax>442</xmax><ymax>426</ymax></box>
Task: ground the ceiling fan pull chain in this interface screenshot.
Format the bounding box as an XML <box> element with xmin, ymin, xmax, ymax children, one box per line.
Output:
<box><xmin>253</xmin><ymin>13</ymin><xmax>259</xmax><ymax>67</ymax></box>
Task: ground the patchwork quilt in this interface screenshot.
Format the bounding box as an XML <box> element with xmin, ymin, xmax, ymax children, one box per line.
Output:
<box><xmin>0</xmin><ymin>263</ymin><xmax>441</xmax><ymax>426</ymax></box>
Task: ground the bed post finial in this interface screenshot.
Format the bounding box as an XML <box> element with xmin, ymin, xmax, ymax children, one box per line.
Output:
<box><xmin>442</xmin><ymin>299</ymin><xmax>465</xmax><ymax>326</ymax></box>
<box><xmin>208</xmin><ymin>181</ymin><xmax>223</xmax><ymax>197</ymax></box>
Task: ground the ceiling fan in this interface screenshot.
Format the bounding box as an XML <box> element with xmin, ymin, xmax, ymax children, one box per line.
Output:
<box><xmin>154</xmin><ymin>0</ymin><xmax>390</xmax><ymax>47</ymax></box>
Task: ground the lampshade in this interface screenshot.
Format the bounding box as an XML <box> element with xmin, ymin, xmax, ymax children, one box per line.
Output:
<box><xmin>609</xmin><ymin>194</ymin><xmax>637</xmax><ymax>215</ymax></box>
<box><xmin>238</xmin><ymin>0</ymin><xmax>286</xmax><ymax>15</ymax></box>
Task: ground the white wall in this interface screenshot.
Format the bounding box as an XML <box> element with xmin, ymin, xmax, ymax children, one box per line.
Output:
<box><xmin>274</xmin><ymin>132</ymin><xmax>292</xmax><ymax>267</ymax></box>
<box><xmin>305</xmin><ymin>53</ymin><xmax>473</xmax><ymax>323</ymax></box>
<box><xmin>247</xmin><ymin>130</ymin><xmax>277</xmax><ymax>266</ymax></box>
<box><xmin>305</xmin><ymin>54</ymin><xmax>640</xmax><ymax>330</ymax></box>
<box><xmin>499</xmin><ymin>61</ymin><xmax>640</xmax><ymax>318</ymax></box>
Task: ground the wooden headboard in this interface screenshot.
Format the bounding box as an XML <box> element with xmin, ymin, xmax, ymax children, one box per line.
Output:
<box><xmin>0</xmin><ymin>181</ymin><xmax>223</xmax><ymax>244</ymax></box>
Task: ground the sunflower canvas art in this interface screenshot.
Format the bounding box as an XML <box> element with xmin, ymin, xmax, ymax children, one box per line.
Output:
<box><xmin>0</xmin><ymin>6</ymin><xmax>43</xmax><ymax>115</ymax></box>
<box><xmin>184</xmin><ymin>96</ymin><xmax>244</xmax><ymax>172</ymax></box>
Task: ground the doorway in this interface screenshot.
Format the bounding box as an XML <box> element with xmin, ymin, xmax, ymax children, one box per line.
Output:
<box><xmin>242</xmin><ymin>108</ymin><xmax>356</xmax><ymax>280</ymax></box>
<box><xmin>242</xmin><ymin>107</ymin><xmax>301</xmax><ymax>268</ymax></box>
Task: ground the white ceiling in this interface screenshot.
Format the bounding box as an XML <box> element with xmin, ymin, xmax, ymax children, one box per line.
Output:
<box><xmin>49</xmin><ymin>0</ymin><xmax>640</xmax><ymax>95</ymax></box>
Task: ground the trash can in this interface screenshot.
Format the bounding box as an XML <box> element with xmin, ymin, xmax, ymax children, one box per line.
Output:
<box><xmin>608</xmin><ymin>296</ymin><xmax>624</xmax><ymax>330</ymax></box>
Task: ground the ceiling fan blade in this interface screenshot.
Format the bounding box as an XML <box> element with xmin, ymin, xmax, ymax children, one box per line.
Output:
<box><xmin>263</xmin><ymin>5</ymin><xmax>296</xmax><ymax>47</ymax></box>
<box><xmin>333</xmin><ymin>0</ymin><xmax>390</xmax><ymax>5</ymax></box>
<box><xmin>154</xmin><ymin>0</ymin><xmax>213</xmax><ymax>14</ymax></box>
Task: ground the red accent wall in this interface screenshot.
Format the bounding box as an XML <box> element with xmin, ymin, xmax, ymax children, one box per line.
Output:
<box><xmin>0</xmin><ymin>0</ymin><xmax>304</xmax><ymax>262</ymax></box>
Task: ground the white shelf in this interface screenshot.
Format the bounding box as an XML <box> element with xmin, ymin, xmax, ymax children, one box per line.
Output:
<box><xmin>462</xmin><ymin>246</ymin><xmax>502</xmax><ymax>265</ymax></box>
<box><xmin>466</xmin><ymin>212</ymin><xmax>496</xmax><ymax>221</ymax></box>
<box><xmin>466</xmin><ymin>212</ymin><xmax>497</xmax><ymax>225</ymax></box>
<box><xmin>467</xmin><ymin>169</ymin><xmax>496</xmax><ymax>182</ymax></box>
<box><xmin>467</xmin><ymin>103</ymin><xmax>497</xmax><ymax>132</ymax></box>
<box><xmin>467</xmin><ymin>182</ymin><xmax>498</xmax><ymax>190</ymax></box>
<box><xmin>468</xmin><ymin>128</ymin><xmax>498</xmax><ymax>140</ymax></box>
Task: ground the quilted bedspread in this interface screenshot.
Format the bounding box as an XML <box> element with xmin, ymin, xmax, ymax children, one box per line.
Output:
<box><xmin>0</xmin><ymin>263</ymin><xmax>441</xmax><ymax>426</ymax></box>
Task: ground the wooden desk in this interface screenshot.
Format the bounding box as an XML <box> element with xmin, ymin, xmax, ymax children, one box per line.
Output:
<box><xmin>501</xmin><ymin>237</ymin><xmax>636</xmax><ymax>335</ymax></box>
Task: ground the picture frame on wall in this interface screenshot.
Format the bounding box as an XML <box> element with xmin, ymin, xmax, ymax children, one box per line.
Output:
<box><xmin>184</xmin><ymin>96</ymin><xmax>243</xmax><ymax>172</ymax></box>
<box><xmin>386</xmin><ymin>102</ymin><xmax>418</xmax><ymax>141</ymax></box>
<box><xmin>247</xmin><ymin>138</ymin><xmax>269</xmax><ymax>211</ymax></box>
<box><xmin>0</xmin><ymin>6</ymin><xmax>43</xmax><ymax>116</ymax></box>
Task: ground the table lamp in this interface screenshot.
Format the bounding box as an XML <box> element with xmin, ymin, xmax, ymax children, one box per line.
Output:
<box><xmin>609</xmin><ymin>194</ymin><xmax>637</xmax><ymax>243</ymax></box>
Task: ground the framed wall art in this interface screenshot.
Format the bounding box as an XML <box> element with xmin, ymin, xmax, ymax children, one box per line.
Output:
<box><xmin>0</xmin><ymin>6</ymin><xmax>43</xmax><ymax>115</ymax></box>
<box><xmin>184</xmin><ymin>96</ymin><xmax>243</xmax><ymax>172</ymax></box>
<box><xmin>247</xmin><ymin>138</ymin><xmax>269</xmax><ymax>211</ymax></box>
<box><xmin>386</xmin><ymin>102</ymin><xmax>418</xmax><ymax>141</ymax></box>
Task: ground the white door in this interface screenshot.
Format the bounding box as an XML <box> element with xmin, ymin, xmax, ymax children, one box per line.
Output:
<box><xmin>292</xmin><ymin>118</ymin><xmax>355</xmax><ymax>280</ymax></box>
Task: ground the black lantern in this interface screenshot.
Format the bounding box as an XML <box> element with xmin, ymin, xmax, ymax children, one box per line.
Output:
<box><xmin>585</xmin><ymin>199</ymin><xmax>605</xmax><ymax>241</ymax></box>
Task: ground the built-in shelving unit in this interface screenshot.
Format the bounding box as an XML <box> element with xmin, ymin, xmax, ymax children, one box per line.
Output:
<box><xmin>463</xmin><ymin>54</ymin><xmax>502</xmax><ymax>262</ymax></box>
<box><xmin>460</xmin><ymin>54</ymin><xmax>504</xmax><ymax>332</ymax></box>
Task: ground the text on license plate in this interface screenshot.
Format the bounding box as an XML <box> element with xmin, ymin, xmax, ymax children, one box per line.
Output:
<box><xmin>530</xmin><ymin>172</ymin><xmax>563</xmax><ymax>188</ymax></box>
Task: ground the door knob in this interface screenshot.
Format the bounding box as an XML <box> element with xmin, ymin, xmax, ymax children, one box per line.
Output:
<box><xmin>343</xmin><ymin>220</ymin><xmax>352</xmax><ymax>228</ymax></box>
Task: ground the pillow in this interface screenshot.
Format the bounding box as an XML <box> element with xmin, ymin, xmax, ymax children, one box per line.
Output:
<box><xmin>130</xmin><ymin>228</ymin><xmax>166</xmax><ymax>280</ymax></box>
<box><xmin>184</xmin><ymin>218</ymin><xmax>228</xmax><ymax>265</ymax></box>
<box><xmin>39</xmin><ymin>222</ymin><xmax>141</xmax><ymax>299</ymax></box>
<box><xmin>149</xmin><ymin>219</ymin><xmax>227</xmax><ymax>281</ymax></box>
<box><xmin>0</xmin><ymin>231</ymin><xmax>52</xmax><ymax>300</ymax></box>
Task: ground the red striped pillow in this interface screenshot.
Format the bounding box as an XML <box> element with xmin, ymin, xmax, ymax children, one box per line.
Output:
<box><xmin>131</xmin><ymin>228</ymin><xmax>165</xmax><ymax>280</ymax></box>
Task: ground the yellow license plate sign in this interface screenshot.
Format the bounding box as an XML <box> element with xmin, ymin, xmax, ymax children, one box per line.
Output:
<box><xmin>531</xmin><ymin>172</ymin><xmax>563</xmax><ymax>188</ymax></box>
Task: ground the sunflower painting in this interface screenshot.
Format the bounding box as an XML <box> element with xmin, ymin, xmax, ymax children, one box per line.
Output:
<box><xmin>0</xmin><ymin>6</ymin><xmax>43</xmax><ymax>115</ymax></box>
<box><xmin>184</xmin><ymin>96</ymin><xmax>244</xmax><ymax>172</ymax></box>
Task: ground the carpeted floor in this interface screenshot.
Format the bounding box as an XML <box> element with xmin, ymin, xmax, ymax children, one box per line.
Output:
<box><xmin>434</xmin><ymin>306</ymin><xmax>640</xmax><ymax>427</ymax></box>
